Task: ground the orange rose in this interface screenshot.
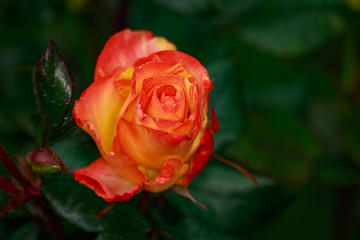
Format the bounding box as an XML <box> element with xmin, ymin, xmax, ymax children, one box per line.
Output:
<box><xmin>72</xmin><ymin>29</ymin><xmax>218</xmax><ymax>202</ymax></box>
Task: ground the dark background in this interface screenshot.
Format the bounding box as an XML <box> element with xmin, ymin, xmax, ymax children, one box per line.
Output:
<box><xmin>0</xmin><ymin>0</ymin><xmax>360</xmax><ymax>239</ymax></box>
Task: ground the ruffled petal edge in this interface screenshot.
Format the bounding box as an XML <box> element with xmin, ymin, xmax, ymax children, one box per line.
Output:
<box><xmin>73</xmin><ymin>158</ymin><xmax>143</xmax><ymax>202</ymax></box>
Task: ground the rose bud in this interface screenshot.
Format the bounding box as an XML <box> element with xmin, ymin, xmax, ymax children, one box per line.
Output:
<box><xmin>72</xmin><ymin>29</ymin><xmax>218</xmax><ymax>202</ymax></box>
<box><xmin>26</xmin><ymin>148</ymin><xmax>68</xmax><ymax>175</ymax></box>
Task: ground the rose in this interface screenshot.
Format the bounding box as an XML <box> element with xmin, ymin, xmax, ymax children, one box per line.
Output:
<box><xmin>72</xmin><ymin>29</ymin><xmax>218</xmax><ymax>202</ymax></box>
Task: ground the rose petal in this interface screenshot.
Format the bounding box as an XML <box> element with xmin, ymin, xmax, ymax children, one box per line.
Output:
<box><xmin>142</xmin><ymin>82</ymin><xmax>186</xmax><ymax>122</ymax></box>
<box><xmin>121</xmin><ymin>62</ymin><xmax>200</xmax><ymax>136</ymax></box>
<box><xmin>177</xmin><ymin>110</ymin><xmax>218</xmax><ymax>186</ymax></box>
<box><xmin>144</xmin><ymin>158</ymin><xmax>189</xmax><ymax>193</ymax></box>
<box><xmin>73</xmin><ymin>68</ymin><xmax>128</xmax><ymax>153</ymax></box>
<box><xmin>122</xmin><ymin>61</ymin><xmax>192</xmax><ymax>113</ymax></box>
<box><xmin>95</xmin><ymin>29</ymin><xmax>176</xmax><ymax>81</ymax></box>
<box><xmin>113</xmin><ymin>119</ymin><xmax>201</xmax><ymax>169</ymax></box>
<box><xmin>75</xmin><ymin>120</ymin><xmax>147</xmax><ymax>185</ymax></box>
<box><xmin>73</xmin><ymin>69</ymin><xmax>147</xmax><ymax>185</ymax></box>
<box><xmin>113</xmin><ymin>66</ymin><xmax>134</xmax><ymax>98</ymax></box>
<box><xmin>140</xmin><ymin>83</ymin><xmax>201</xmax><ymax>138</ymax></box>
<box><xmin>118</xmin><ymin>62</ymin><xmax>189</xmax><ymax>122</ymax></box>
<box><xmin>73</xmin><ymin>158</ymin><xmax>143</xmax><ymax>202</ymax></box>
<box><xmin>176</xmin><ymin>129</ymin><xmax>214</xmax><ymax>186</ymax></box>
<box><xmin>210</xmin><ymin>108</ymin><xmax>220</xmax><ymax>133</ymax></box>
<box><xmin>134</xmin><ymin>50</ymin><xmax>212</xmax><ymax>103</ymax></box>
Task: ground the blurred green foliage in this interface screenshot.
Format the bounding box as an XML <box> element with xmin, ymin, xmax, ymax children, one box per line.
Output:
<box><xmin>1</xmin><ymin>0</ymin><xmax>360</xmax><ymax>239</ymax></box>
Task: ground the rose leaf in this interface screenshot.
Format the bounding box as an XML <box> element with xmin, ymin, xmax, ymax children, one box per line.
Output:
<box><xmin>34</xmin><ymin>39</ymin><xmax>75</xmax><ymax>147</ymax></box>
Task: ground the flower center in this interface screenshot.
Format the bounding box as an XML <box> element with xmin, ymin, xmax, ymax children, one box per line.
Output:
<box><xmin>142</xmin><ymin>83</ymin><xmax>186</xmax><ymax>121</ymax></box>
<box><xmin>158</xmin><ymin>85</ymin><xmax>179</xmax><ymax>107</ymax></box>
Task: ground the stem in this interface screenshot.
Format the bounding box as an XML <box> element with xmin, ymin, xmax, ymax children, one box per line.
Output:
<box><xmin>32</xmin><ymin>196</ymin><xmax>68</xmax><ymax>240</ymax></box>
<box><xmin>0</xmin><ymin>143</ymin><xmax>31</xmax><ymax>188</ymax></box>
<box><xmin>0</xmin><ymin>143</ymin><xmax>67</xmax><ymax>240</ymax></box>
<box><xmin>140</xmin><ymin>192</ymin><xmax>160</xmax><ymax>240</ymax></box>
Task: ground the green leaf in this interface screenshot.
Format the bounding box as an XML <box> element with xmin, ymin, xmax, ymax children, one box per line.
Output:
<box><xmin>254</xmin><ymin>184</ymin><xmax>336</xmax><ymax>240</ymax></box>
<box><xmin>41</xmin><ymin>174</ymin><xmax>150</xmax><ymax>235</ymax></box>
<box><xmin>238</xmin><ymin>1</ymin><xmax>345</xmax><ymax>56</ymax></box>
<box><xmin>34</xmin><ymin>39</ymin><xmax>75</xmax><ymax>147</ymax></box>
<box><xmin>237</xmin><ymin>41</ymin><xmax>336</xmax><ymax>112</ymax></box>
<box><xmin>95</xmin><ymin>227</ymin><xmax>148</xmax><ymax>240</ymax></box>
<box><xmin>46</xmin><ymin>119</ymin><xmax>78</xmax><ymax>147</ymax></box>
<box><xmin>225</xmin><ymin>108</ymin><xmax>320</xmax><ymax>183</ymax></box>
<box><xmin>151</xmin><ymin>0</ymin><xmax>210</xmax><ymax>15</ymax></box>
<box><xmin>51</xmin><ymin>130</ymin><xmax>100</xmax><ymax>171</ymax></box>
<box><xmin>7</xmin><ymin>222</ymin><xmax>39</xmax><ymax>240</ymax></box>
<box><xmin>309</xmin><ymin>101</ymin><xmax>360</xmax><ymax>185</ymax></box>
<box><xmin>207</xmin><ymin>60</ymin><xmax>245</xmax><ymax>151</ymax></box>
<box><xmin>316</xmin><ymin>158</ymin><xmax>360</xmax><ymax>185</ymax></box>
<box><xmin>215</xmin><ymin>0</ymin><xmax>265</xmax><ymax>25</ymax></box>
<box><xmin>340</xmin><ymin>103</ymin><xmax>360</xmax><ymax>167</ymax></box>
<box><xmin>41</xmin><ymin>174</ymin><xmax>106</xmax><ymax>232</ymax></box>
<box><xmin>171</xmin><ymin>218</ymin><xmax>239</xmax><ymax>240</ymax></box>
<box><xmin>165</xmin><ymin>164</ymin><xmax>293</xmax><ymax>238</ymax></box>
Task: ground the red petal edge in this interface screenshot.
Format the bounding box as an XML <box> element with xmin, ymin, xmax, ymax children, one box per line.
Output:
<box><xmin>177</xmin><ymin>109</ymin><xmax>219</xmax><ymax>186</ymax></box>
<box><xmin>144</xmin><ymin>158</ymin><xmax>188</xmax><ymax>192</ymax></box>
<box><xmin>73</xmin><ymin>158</ymin><xmax>143</xmax><ymax>202</ymax></box>
<box><xmin>178</xmin><ymin>129</ymin><xmax>214</xmax><ymax>186</ymax></box>
<box><xmin>210</xmin><ymin>108</ymin><xmax>219</xmax><ymax>133</ymax></box>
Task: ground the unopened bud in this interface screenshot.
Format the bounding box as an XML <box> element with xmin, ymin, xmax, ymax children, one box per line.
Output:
<box><xmin>26</xmin><ymin>148</ymin><xmax>68</xmax><ymax>175</ymax></box>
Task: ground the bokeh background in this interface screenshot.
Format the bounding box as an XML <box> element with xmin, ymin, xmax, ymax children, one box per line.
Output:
<box><xmin>1</xmin><ymin>0</ymin><xmax>360</xmax><ymax>239</ymax></box>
